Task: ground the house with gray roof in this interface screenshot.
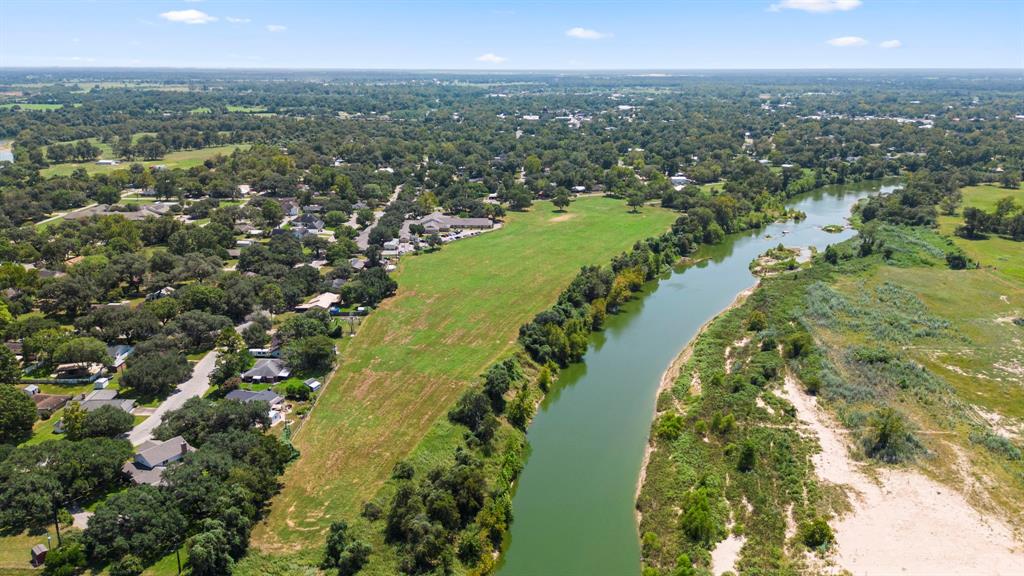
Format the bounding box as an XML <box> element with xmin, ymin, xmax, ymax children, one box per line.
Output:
<box><xmin>241</xmin><ymin>358</ymin><xmax>291</xmax><ymax>383</ymax></box>
<box><xmin>225</xmin><ymin>388</ymin><xmax>284</xmax><ymax>406</ymax></box>
<box><xmin>400</xmin><ymin>212</ymin><xmax>493</xmax><ymax>240</ymax></box>
<box><xmin>123</xmin><ymin>436</ymin><xmax>194</xmax><ymax>486</ymax></box>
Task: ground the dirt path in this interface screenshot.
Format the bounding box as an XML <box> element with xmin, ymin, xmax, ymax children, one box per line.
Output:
<box><xmin>781</xmin><ymin>374</ymin><xmax>1023</xmax><ymax>575</ymax></box>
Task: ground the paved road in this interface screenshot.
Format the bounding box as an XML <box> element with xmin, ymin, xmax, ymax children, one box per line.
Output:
<box><xmin>128</xmin><ymin>350</ymin><xmax>218</xmax><ymax>446</ymax></box>
<box><xmin>355</xmin><ymin>184</ymin><xmax>402</xmax><ymax>250</ymax></box>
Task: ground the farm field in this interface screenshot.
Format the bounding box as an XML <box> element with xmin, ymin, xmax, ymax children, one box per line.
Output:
<box><xmin>938</xmin><ymin>183</ymin><xmax>1024</xmax><ymax>281</ymax></box>
<box><xmin>39</xmin><ymin>144</ymin><xmax>251</xmax><ymax>177</ymax></box>
<box><xmin>251</xmin><ymin>197</ymin><xmax>678</xmax><ymax>552</ymax></box>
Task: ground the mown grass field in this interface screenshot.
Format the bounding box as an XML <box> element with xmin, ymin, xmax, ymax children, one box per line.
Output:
<box><xmin>251</xmin><ymin>197</ymin><xmax>678</xmax><ymax>552</ymax></box>
<box><xmin>39</xmin><ymin>144</ymin><xmax>250</xmax><ymax>177</ymax></box>
<box><xmin>938</xmin><ymin>183</ymin><xmax>1024</xmax><ymax>281</ymax></box>
<box><xmin>0</xmin><ymin>103</ymin><xmax>63</xmax><ymax>110</ymax></box>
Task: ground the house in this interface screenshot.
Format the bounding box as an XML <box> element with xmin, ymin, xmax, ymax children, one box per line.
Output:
<box><xmin>106</xmin><ymin>344</ymin><xmax>134</xmax><ymax>369</ymax></box>
<box><xmin>59</xmin><ymin>389</ymin><xmax>136</xmax><ymax>419</ymax></box>
<box><xmin>95</xmin><ymin>159</ymin><xmax>120</xmax><ymax>166</ymax></box>
<box><xmin>22</xmin><ymin>384</ymin><xmax>40</xmax><ymax>396</ymax></box>
<box><xmin>240</xmin><ymin>359</ymin><xmax>291</xmax><ymax>383</ymax></box>
<box><xmin>225</xmin><ymin>389</ymin><xmax>284</xmax><ymax>407</ymax></box>
<box><xmin>4</xmin><ymin>340</ymin><xmax>23</xmax><ymax>361</ymax></box>
<box><xmin>136</xmin><ymin>435</ymin><xmax>193</xmax><ymax>468</ymax></box>
<box><xmin>348</xmin><ymin>258</ymin><xmax>366</xmax><ymax>271</ymax></box>
<box><xmin>304</xmin><ymin>378</ymin><xmax>322</xmax><ymax>392</ymax></box>
<box><xmin>93</xmin><ymin>377</ymin><xmax>111</xmax><ymax>390</ymax></box>
<box><xmin>120</xmin><ymin>202</ymin><xmax>175</xmax><ymax>222</ymax></box>
<box><xmin>290</xmin><ymin>225</ymin><xmax>316</xmax><ymax>239</ymax></box>
<box><xmin>670</xmin><ymin>174</ymin><xmax>692</xmax><ymax>186</ymax></box>
<box><xmin>54</xmin><ymin>362</ymin><xmax>104</xmax><ymax>381</ymax></box>
<box><xmin>279</xmin><ymin>199</ymin><xmax>301</xmax><ymax>217</ymax></box>
<box><xmin>82</xmin><ymin>388</ymin><xmax>118</xmax><ymax>402</ymax></box>
<box><xmin>32</xmin><ymin>394</ymin><xmax>70</xmax><ymax>417</ymax></box>
<box><xmin>400</xmin><ymin>212</ymin><xmax>494</xmax><ymax>240</ymax></box>
<box><xmin>123</xmin><ymin>436</ymin><xmax>195</xmax><ymax>486</ymax></box>
<box><xmin>146</xmin><ymin>286</ymin><xmax>175</xmax><ymax>301</ymax></box>
<box><xmin>295</xmin><ymin>214</ymin><xmax>325</xmax><ymax>231</ymax></box>
<box><xmin>295</xmin><ymin>292</ymin><xmax>339</xmax><ymax>313</ymax></box>
<box><xmin>305</xmin><ymin>204</ymin><xmax>323</xmax><ymax>213</ymax></box>
<box><xmin>382</xmin><ymin>238</ymin><xmax>400</xmax><ymax>251</ymax></box>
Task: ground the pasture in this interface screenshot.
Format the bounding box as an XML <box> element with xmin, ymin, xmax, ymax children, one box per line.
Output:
<box><xmin>938</xmin><ymin>183</ymin><xmax>1024</xmax><ymax>281</ymax></box>
<box><xmin>39</xmin><ymin>144</ymin><xmax>251</xmax><ymax>177</ymax></box>
<box><xmin>251</xmin><ymin>197</ymin><xmax>678</xmax><ymax>551</ymax></box>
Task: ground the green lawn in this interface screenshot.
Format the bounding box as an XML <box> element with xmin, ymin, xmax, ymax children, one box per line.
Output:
<box><xmin>0</xmin><ymin>103</ymin><xmax>63</xmax><ymax>110</ymax></box>
<box><xmin>252</xmin><ymin>197</ymin><xmax>678</xmax><ymax>552</ymax></box>
<box><xmin>39</xmin><ymin>144</ymin><xmax>251</xmax><ymax>177</ymax></box>
<box><xmin>0</xmin><ymin>530</ymin><xmax>62</xmax><ymax>574</ymax></box>
<box><xmin>939</xmin><ymin>183</ymin><xmax>1024</xmax><ymax>281</ymax></box>
<box><xmin>227</xmin><ymin>105</ymin><xmax>268</xmax><ymax>113</ymax></box>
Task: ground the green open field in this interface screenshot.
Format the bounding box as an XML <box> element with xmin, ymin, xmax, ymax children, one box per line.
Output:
<box><xmin>0</xmin><ymin>103</ymin><xmax>63</xmax><ymax>110</ymax></box>
<box><xmin>251</xmin><ymin>197</ymin><xmax>678</xmax><ymax>552</ymax></box>
<box><xmin>39</xmin><ymin>144</ymin><xmax>251</xmax><ymax>177</ymax></box>
<box><xmin>40</xmin><ymin>132</ymin><xmax>159</xmax><ymax>161</ymax></box>
<box><xmin>938</xmin><ymin>183</ymin><xmax>1024</xmax><ymax>281</ymax></box>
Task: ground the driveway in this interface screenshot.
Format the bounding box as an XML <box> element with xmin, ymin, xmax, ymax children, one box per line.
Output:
<box><xmin>128</xmin><ymin>350</ymin><xmax>218</xmax><ymax>446</ymax></box>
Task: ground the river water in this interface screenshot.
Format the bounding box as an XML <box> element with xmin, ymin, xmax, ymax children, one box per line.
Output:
<box><xmin>498</xmin><ymin>181</ymin><xmax>897</xmax><ymax>576</ymax></box>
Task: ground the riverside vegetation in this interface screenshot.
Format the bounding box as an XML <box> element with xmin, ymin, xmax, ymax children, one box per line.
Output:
<box><xmin>638</xmin><ymin>174</ymin><xmax>1024</xmax><ymax>575</ymax></box>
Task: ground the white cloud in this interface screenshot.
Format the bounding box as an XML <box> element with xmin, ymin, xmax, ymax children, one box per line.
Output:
<box><xmin>159</xmin><ymin>9</ymin><xmax>217</xmax><ymax>25</ymax></box>
<box><xmin>226</xmin><ymin>17</ymin><xmax>251</xmax><ymax>24</ymax></box>
<box><xmin>476</xmin><ymin>53</ymin><xmax>507</xmax><ymax>64</ymax></box>
<box><xmin>827</xmin><ymin>36</ymin><xmax>868</xmax><ymax>47</ymax></box>
<box><xmin>566</xmin><ymin>27</ymin><xmax>611</xmax><ymax>40</ymax></box>
<box><xmin>266</xmin><ymin>24</ymin><xmax>287</xmax><ymax>32</ymax></box>
<box><xmin>769</xmin><ymin>0</ymin><xmax>862</xmax><ymax>13</ymax></box>
<box><xmin>880</xmin><ymin>39</ymin><xmax>902</xmax><ymax>49</ymax></box>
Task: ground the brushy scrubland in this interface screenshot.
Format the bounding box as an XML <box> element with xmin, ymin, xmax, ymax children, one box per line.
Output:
<box><xmin>638</xmin><ymin>223</ymin><xmax>1024</xmax><ymax>575</ymax></box>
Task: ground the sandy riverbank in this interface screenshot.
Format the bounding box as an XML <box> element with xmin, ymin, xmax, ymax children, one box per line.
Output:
<box><xmin>634</xmin><ymin>284</ymin><xmax>758</xmax><ymax>520</ymax></box>
<box><xmin>780</xmin><ymin>373</ymin><xmax>1023</xmax><ymax>575</ymax></box>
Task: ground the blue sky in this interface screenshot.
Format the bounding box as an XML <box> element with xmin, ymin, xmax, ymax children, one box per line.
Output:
<box><xmin>1</xmin><ymin>0</ymin><xmax>1022</xmax><ymax>69</ymax></box>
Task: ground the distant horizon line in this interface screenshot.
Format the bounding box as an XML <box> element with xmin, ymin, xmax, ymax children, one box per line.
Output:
<box><xmin>1</xmin><ymin>66</ymin><xmax>1022</xmax><ymax>74</ymax></box>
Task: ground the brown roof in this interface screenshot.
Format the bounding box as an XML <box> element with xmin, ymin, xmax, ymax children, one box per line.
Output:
<box><xmin>33</xmin><ymin>394</ymin><xmax>70</xmax><ymax>411</ymax></box>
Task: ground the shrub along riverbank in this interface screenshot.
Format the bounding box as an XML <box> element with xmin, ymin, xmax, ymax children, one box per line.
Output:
<box><xmin>339</xmin><ymin>199</ymin><xmax>809</xmax><ymax>575</ymax></box>
<box><xmin>637</xmin><ymin>219</ymin><xmax>1024</xmax><ymax>575</ymax></box>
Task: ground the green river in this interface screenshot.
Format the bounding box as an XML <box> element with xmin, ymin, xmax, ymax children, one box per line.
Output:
<box><xmin>498</xmin><ymin>181</ymin><xmax>898</xmax><ymax>576</ymax></box>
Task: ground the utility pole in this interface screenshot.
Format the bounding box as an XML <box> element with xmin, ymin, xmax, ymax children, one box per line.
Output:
<box><xmin>51</xmin><ymin>501</ymin><xmax>62</xmax><ymax>547</ymax></box>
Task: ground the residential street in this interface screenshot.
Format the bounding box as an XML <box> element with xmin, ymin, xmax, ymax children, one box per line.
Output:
<box><xmin>355</xmin><ymin>184</ymin><xmax>402</xmax><ymax>249</ymax></box>
<box><xmin>128</xmin><ymin>350</ymin><xmax>218</xmax><ymax>446</ymax></box>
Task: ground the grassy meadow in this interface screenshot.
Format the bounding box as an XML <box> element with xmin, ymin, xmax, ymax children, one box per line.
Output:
<box><xmin>250</xmin><ymin>197</ymin><xmax>678</xmax><ymax>554</ymax></box>
<box><xmin>639</xmin><ymin>222</ymin><xmax>1024</xmax><ymax>574</ymax></box>
<box><xmin>938</xmin><ymin>183</ymin><xmax>1024</xmax><ymax>281</ymax></box>
<box><xmin>39</xmin><ymin>144</ymin><xmax>250</xmax><ymax>177</ymax></box>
